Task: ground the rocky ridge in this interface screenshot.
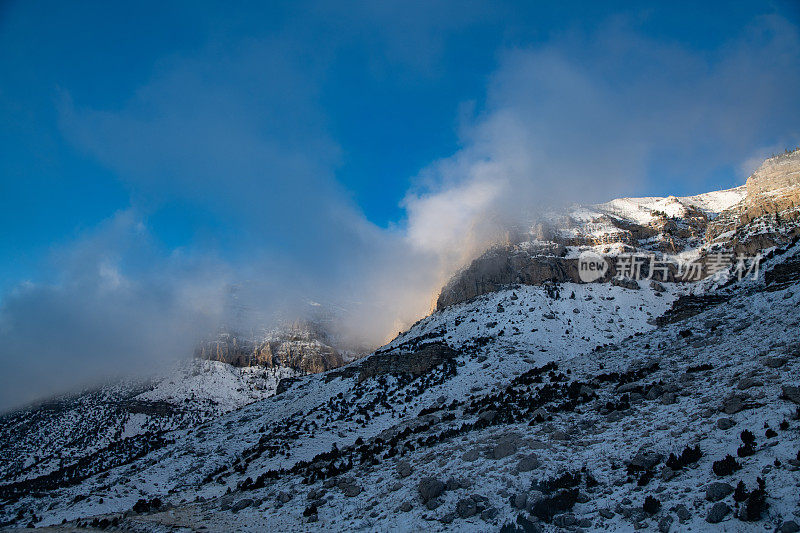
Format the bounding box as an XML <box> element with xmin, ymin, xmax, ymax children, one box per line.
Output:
<box><xmin>195</xmin><ymin>320</ymin><xmax>349</xmax><ymax>374</ymax></box>
<box><xmin>437</xmin><ymin>149</ymin><xmax>800</xmax><ymax>309</ymax></box>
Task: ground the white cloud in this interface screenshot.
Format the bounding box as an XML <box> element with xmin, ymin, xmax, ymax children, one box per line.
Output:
<box><xmin>2</xmin><ymin>8</ymin><xmax>800</xmax><ymax>411</ymax></box>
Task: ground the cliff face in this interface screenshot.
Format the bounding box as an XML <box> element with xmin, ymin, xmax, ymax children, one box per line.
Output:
<box><xmin>436</xmin><ymin>150</ymin><xmax>800</xmax><ymax>310</ymax></box>
<box><xmin>195</xmin><ymin>320</ymin><xmax>346</xmax><ymax>374</ymax></box>
<box><xmin>744</xmin><ymin>150</ymin><xmax>800</xmax><ymax>222</ymax></box>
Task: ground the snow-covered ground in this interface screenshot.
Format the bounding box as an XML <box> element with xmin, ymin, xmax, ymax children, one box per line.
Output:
<box><xmin>2</xmin><ymin>241</ymin><xmax>799</xmax><ymax>532</ymax></box>
<box><xmin>3</xmin><ymin>160</ymin><xmax>800</xmax><ymax>532</ymax></box>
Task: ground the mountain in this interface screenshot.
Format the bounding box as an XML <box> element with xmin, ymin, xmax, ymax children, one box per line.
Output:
<box><xmin>194</xmin><ymin>319</ymin><xmax>358</xmax><ymax>374</ymax></box>
<box><xmin>438</xmin><ymin>150</ymin><xmax>799</xmax><ymax>309</ymax></box>
<box><xmin>1</xmin><ymin>150</ymin><xmax>800</xmax><ymax>532</ymax></box>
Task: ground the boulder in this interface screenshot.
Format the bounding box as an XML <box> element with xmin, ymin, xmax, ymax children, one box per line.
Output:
<box><xmin>706</xmin><ymin>502</ymin><xmax>730</xmax><ymax>523</ymax></box>
<box><xmin>782</xmin><ymin>385</ymin><xmax>800</xmax><ymax>405</ymax></box>
<box><xmin>518</xmin><ymin>453</ymin><xmax>541</xmax><ymax>472</ymax></box>
<box><xmin>705</xmin><ymin>482</ymin><xmax>734</xmax><ymax>502</ymax></box>
<box><xmin>717</xmin><ymin>418</ymin><xmax>736</xmax><ymax>430</ymax></box>
<box><xmin>417</xmin><ymin>477</ymin><xmax>445</xmax><ymax>503</ymax></box>
<box><xmin>456</xmin><ymin>498</ymin><xmax>478</xmax><ymax>518</ymax></box>
<box><xmin>629</xmin><ymin>451</ymin><xmax>663</xmax><ymax>470</ymax></box>
<box><xmin>231</xmin><ymin>498</ymin><xmax>253</xmax><ymax>512</ymax></box>
<box><xmin>722</xmin><ymin>395</ymin><xmax>745</xmax><ymax>414</ymax></box>
<box><xmin>396</xmin><ymin>460</ymin><xmax>413</xmax><ymax>479</ymax></box>
<box><xmin>778</xmin><ymin>521</ymin><xmax>800</xmax><ymax>533</ymax></box>
<box><xmin>674</xmin><ymin>503</ymin><xmax>691</xmax><ymax>522</ymax></box>
<box><xmin>492</xmin><ymin>439</ymin><xmax>518</xmax><ymax>460</ymax></box>
<box><xmin>462</xmin><ymin>448</ymin><xmax>480</xmax><ymax>462</ymax></box>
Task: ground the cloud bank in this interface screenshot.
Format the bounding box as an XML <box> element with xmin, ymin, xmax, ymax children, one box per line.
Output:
<box><xmin>1</xmin><ymin>8</ymin><xmax>799</xmax><ymax>411</ymax></box>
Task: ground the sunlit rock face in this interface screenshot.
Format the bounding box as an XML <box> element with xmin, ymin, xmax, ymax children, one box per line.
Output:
<box><xmin>743</xmin><ymin>150</ymin><xmax>800</xmax><ymax>222</ymax></box>
<box><xmin>195</xmin><ymin>320</ymin><xmax>347</xmax><ymax>374</ymax></box>
<box><xmin>437</xmin><ymin>150</ymin><xmax>800</xmax><ymax>310</ymax></box>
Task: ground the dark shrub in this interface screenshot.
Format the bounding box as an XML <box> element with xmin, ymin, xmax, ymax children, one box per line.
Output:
<box><xmin>713</xmin><ymin>455</ymin><xmax>741</xmax><ymax>476</ymax></box>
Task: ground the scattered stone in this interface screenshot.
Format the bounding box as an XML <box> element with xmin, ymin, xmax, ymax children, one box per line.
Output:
<box><xmin>737</xmin><ymin>377</ymin><xmax>763</xmax><ymax>390</ymax></box>
<box><xmin>492</xmin><ymin>439</ymin><xmax>518</xmax><ymax>459</ymax></box>
<box><xmin>231</xmin><ymin>498</ymin><xmax>253</xmax><ymax>512</ymax></box>
<box><xmin>651</xmin><ymin>281</ymin><xmax>666</xmax><ymax>292</ymax></box>
<box><xmin>598</xmin><ymin>508</ymin><xmax>615</xmax><ymax>519</ymax></box>
<box><xmin>277</xmin><ymin>492</ymin><xmax>292</xmax><ymax>503</ymax></box>
<box><xmin>717</xmin><ymin>418</ymin><xmax>736</xmax><ymax>430</ymax></box>
<box><xmin>674</xmin><ymin>504</ymin><xmax>691</xmax><ymax>522</ymax></box>
<box><xmin>481</xmin><ymin>508</ymin><xmax>498</xmax><ymax>520</ymax></box>
<box><xmin>399</xmin><ymin>502</ymin><xmax>412</xmax><ymax>512</ymax></box>
<box><xmin>706</xmin><ymin>502</ymin><xmax>731</xmax><ymax>523</ymax></box>
<box><xmin>462</xmin><ymin>449</ymin><xmax>480</xmax><ymax>462</ymax></box>
<box><xmin>765</xmin><ymin>357</ymin><xmax>787</xmax><ymax>368</ymax></box>
<box><xmin>341</xmin><ymin>484</ymin><xmax>362</xmax><ymax>497</ymax></box>
<box><xmin>418</xmin><ymin>477</ymin><xmax>445</xmax><ymax>503</ymax></box>
<box><xmin>518</xmin><ymin>453</ymin><xmax>541</xmax><ymax>472</ymax></box>
<box><xmin>658</xmin><ymin>514</ymin><xmax>674</xmax><ymax>533</ymax></box>
<box><xmin>722</xmin><ymin>395</ymin><xmax>745</xmax><ymax>414</ymax></box>
<box><xmin>705</xmin><ymin>482</ymin><xmax>734</xmax><ymax>502</ymax></box>
<box><xmin>782</xmin><ymin>385</ymin><xmax>800</xmax><ymax>405</ymax></box>
<box><xmin>778</xmin><ymin>520</ymin><xmax>800</xmax><ymax>533</ymax></box>
<box><xmin>396</xmin><ymin>460</ymin><xmax>413</xmax><ymax>479</ymax></box>
<box><xmin>456</xmin><ymin>498</ymin><xmax>478</xmax><ymax>518</ymax></box>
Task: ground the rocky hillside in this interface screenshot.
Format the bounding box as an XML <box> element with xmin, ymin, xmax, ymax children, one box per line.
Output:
<box><xmin>195</xmin><ymin>320</ymin><xmax>353</xmax><ymax>374</ymax></box>
<box><xmin>1</xmin><ymin>151</ymin><xmax>800</xmax><ymax>532</ymax></box>
<box><xmin>437</xmin><ymin>150</ymin><xmax>800</xmax><ymax>309</ymax></box>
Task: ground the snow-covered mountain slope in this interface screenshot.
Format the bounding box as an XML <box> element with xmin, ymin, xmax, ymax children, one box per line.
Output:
<box><xmin>0</xmin><ymin>360</ymin><xmax>298</xmax><ymax>488</ymax></box>
<box><xmin>2</xmin><ymin>151</ymin><xmax>800</xmax><ymax>532</ymax></box>
<box><xmin>3</xmin><ymin>239</ymin><xmax>800</xmax><ymax>532</ymax></box>
<box><xmin>564</xmin><ymin>186</ymin><xmax>746</xmax><ymax>241</ymax></box>
<box><xmin>0</xmin><ymin>320</ymin><xmax>366</xmax><ymax>497</ymax></box>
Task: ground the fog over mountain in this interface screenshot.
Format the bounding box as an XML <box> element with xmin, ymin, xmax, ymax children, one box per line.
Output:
<box><xmin>1</xmin><ymin>2</ymin><xmax>799</xmax><ymax>412</ymax></box>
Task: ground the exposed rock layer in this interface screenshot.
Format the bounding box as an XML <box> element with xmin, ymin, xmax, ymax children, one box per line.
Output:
<box><xmin>195</xmin><ymin>321</ymin><xmax>345</xmax><ymax>374</ymax></box>
<box><xmin>437</xmin><ymin>150</ymin><xmax>800</xmax><ymax>310</ymax></box>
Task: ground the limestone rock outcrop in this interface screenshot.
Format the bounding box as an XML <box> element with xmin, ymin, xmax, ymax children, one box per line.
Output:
<box><xmin>195</xmin><ymin>320</ymin><xmax>346</xmax><ymax>374</ymax></box>
<box><xmin>437</xmin><ymin>149</ymin><xmax>800</xmax><ymax>310</ymax></box>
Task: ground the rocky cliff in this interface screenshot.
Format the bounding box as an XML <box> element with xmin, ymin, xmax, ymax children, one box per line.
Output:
<box><xmin>195</xmin><ymin>320</ymin><xmax>347</xmax><ymax>374</ymax></box>
<box><xmin>437</xmin><ymin>150</ymin><xmax>800</xmax><ymax>309</ymax></box>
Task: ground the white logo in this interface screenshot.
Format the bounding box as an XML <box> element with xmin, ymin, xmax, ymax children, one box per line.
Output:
<box><xmin>578</xmin><ymin>251</ymin><xmax>608</xmax><ymax>283</ymax></box>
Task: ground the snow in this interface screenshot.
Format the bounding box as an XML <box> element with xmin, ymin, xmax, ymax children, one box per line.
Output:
<box><xmin>4</xmin><ymin>180</ymin><xmax>800</xmax><ymax>533</ymax></box>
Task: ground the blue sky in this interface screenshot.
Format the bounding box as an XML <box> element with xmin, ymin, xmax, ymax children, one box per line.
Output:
<box><xmin>1</xmin><ymin>0</ymin><xmax>799</xmax><ymax>409</ymax></box>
